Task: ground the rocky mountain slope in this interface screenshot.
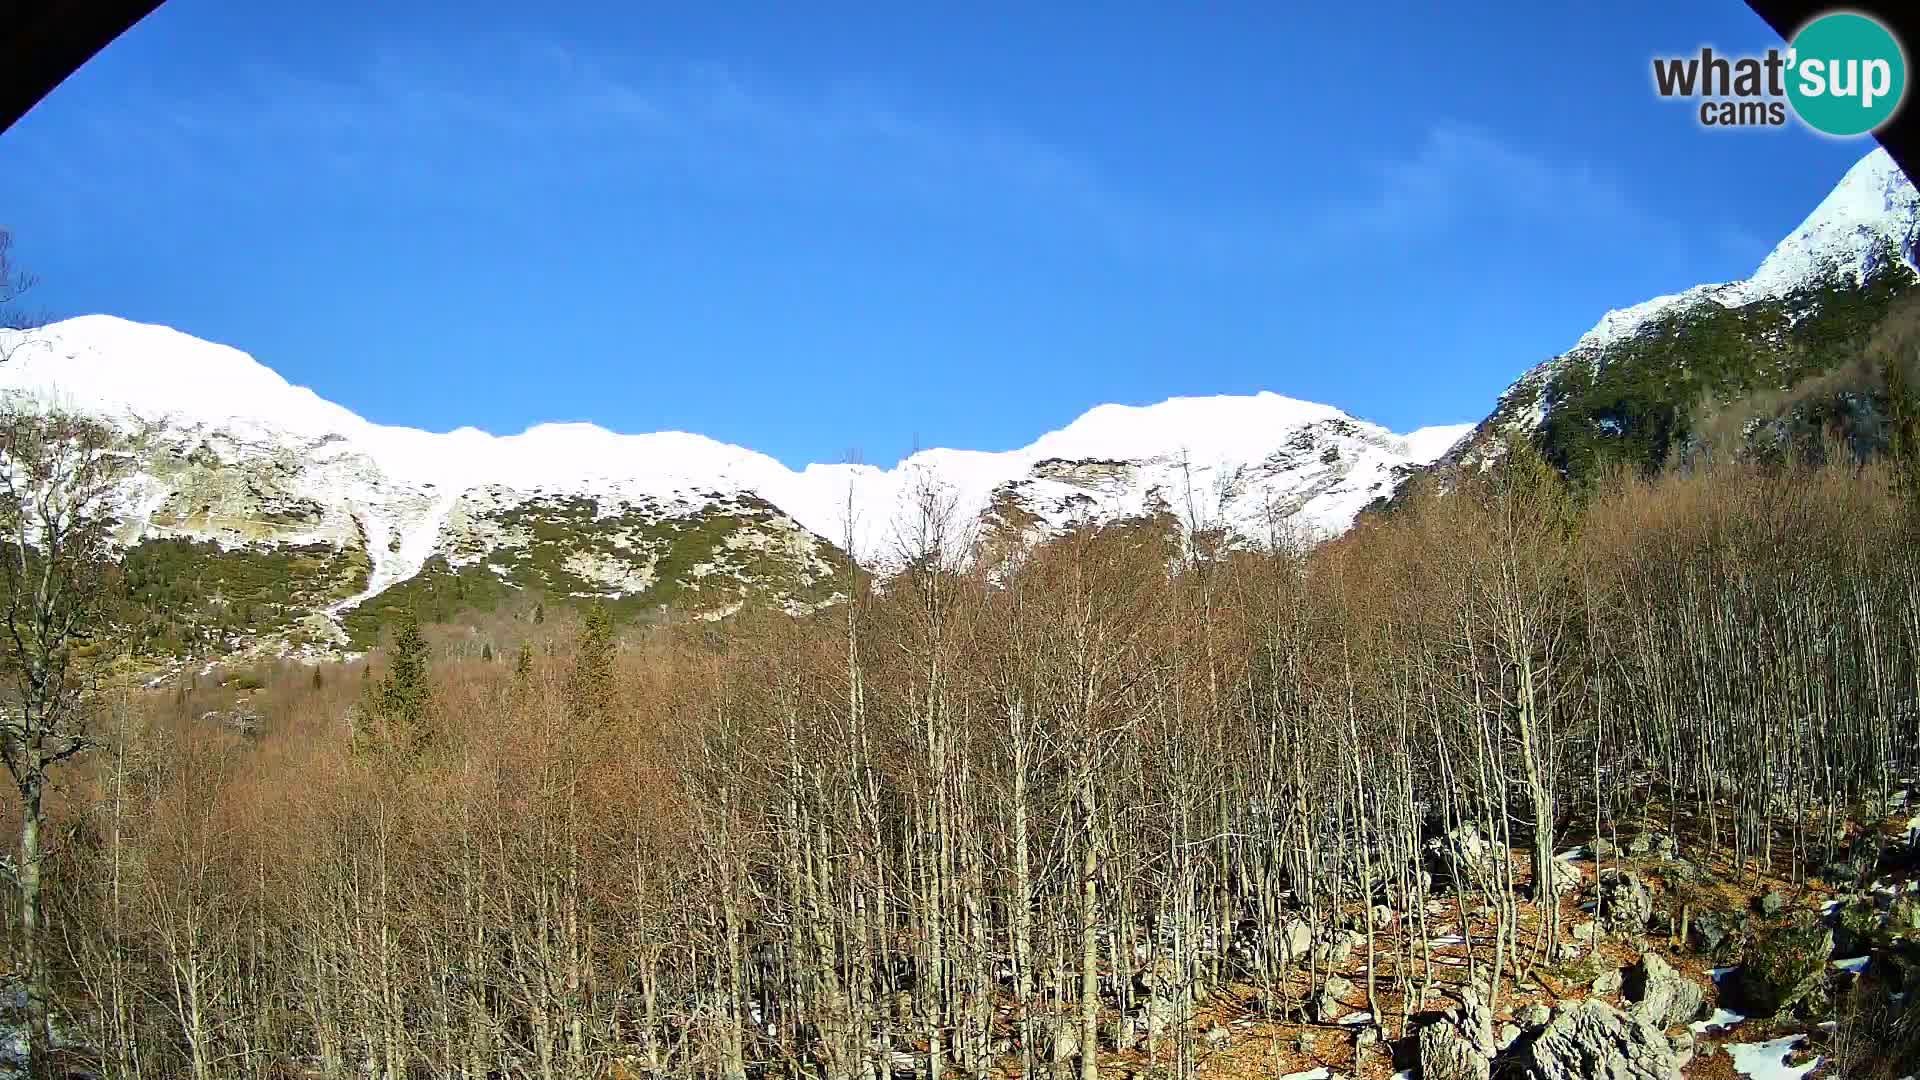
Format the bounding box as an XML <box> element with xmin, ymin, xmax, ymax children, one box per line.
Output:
<box><xmin>1444</xmin><ymin>148</ymin><xmax>1920</xmax><ymax>480</ymax></box>
<box><xmin>0</xmin><ymin>315</ymin><xmax>1467</xmax><ymax>655</ymax></box>
<box><xmin>14</xmin><ymin>148</ymin><xmax>1910</xmax><ymax>661</ymax></box>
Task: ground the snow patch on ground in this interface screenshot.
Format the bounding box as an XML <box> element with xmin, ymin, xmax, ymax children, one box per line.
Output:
<box><xmin>1693</xmin><ymin>1007</ymin><xmax>1748</xmax><ymax>1033</ymax></box>
<box><xmin>1726</xmin><ymin>1035</ymin><xmax>1820</xmax><ymax>1080</ymax></box>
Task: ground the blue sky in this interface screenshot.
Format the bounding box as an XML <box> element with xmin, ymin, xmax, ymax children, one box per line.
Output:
<box><xmin>0</xmin><ymin>0</ymin><xmax>1882</xmax><ymax>468</ymax></box>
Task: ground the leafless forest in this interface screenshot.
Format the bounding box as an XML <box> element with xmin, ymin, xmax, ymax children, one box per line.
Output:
<box><xmin>8</xmin><ymin>420</ymin><xmax>1914</xmax><ymax>1080</ymax></box>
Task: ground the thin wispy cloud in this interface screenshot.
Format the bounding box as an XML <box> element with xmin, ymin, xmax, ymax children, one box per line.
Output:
<box><xmin>19</xmin><ymin>39</ymin><xmax>1708</xmax><ymax>273</ymax></box>
<box><xmin>1327</xmin><ymin>126</ymin><xmax>1671</xmax><ymax>243</ymax></box>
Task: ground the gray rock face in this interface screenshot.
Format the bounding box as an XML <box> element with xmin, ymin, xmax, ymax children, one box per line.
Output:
<box><xmin>1276</xmin><ymin>918</ymin><xmax>1314</xmax><ymax>965</ymax></box>
<box><xmin>1316</xmin><ymin>928</ymin><xmax>1364</xmax><ymax>969</ymax></box>
<box><xmin>1039</xmin><ymin>1017</ymin><xmax>1080</xmax><ymax>1071</ymax></box>
<box><xmin>1668</xmin><ymin>1028</ymin><xmax>1696</xmax><ymax>1069</ymax></box>
<box><xmin>1598</xmin><ymin>870</ymin><xmax>1654</xmax><ymax>936</ymax></box>
<box><xmin>1624</xmin><ymin>952</ymin><xmax>1705</xmax><ymax>1030</ymax></box>
<box><xmin>1549</xmin><ymin>857</ymin><xmax>1582</xmax><ymax>895</ymax></box>
<box><xmin>1418</xmin><ymin>990</ymin><xmax>1498</xmax><ymax>1080</ymax></box>
<box><xmin>1592</xmin><ymin>968</ymin><xmax>1625</xmax><ymax>997</ymax></box>
<box><xmin>1428</xmin><ymin>825</ymin><xmax>1503</xmax><ymax>892</ymax></box>
<box><xmin>1309</xmin><ymin>974</ymin><xmax>1356</xmax><ymax>1022</ymax></box>
<box><xmin>1139</xmin><ymin>995</ymin><xmax>1187</xmax><ymax>1040</ymax></box>
<box><xmin>1521</xmin><ymin>999</ymin><xmax>1683</xmax><ymax>1080</ymax></box>
<box><xmin>1690</xmin><ymin>910</ymin><xmax>1731</xmax><ymax>956</ymax></box>
<box><xmin>1516</xmin><ymin>1004</ymin><xmax>1552</xmax><ymax>1028</ymax></box>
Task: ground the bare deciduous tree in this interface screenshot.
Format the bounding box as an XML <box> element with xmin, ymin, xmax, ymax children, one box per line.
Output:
<box><xmin>0</xmin><ymin>405</ymin><xmax>126</xmax><ymax>1079</ymax></box>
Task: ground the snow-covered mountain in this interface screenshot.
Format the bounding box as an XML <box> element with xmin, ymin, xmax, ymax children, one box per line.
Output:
<box><xmin>1449</xmin><ymin>147</ymin><xmax>1920</xmax><ymax>473</ymax></box>
<box><xmin>0</xmin><ymin>314</ymin><xmax>1467</xmax><ymax>652</ymax></box>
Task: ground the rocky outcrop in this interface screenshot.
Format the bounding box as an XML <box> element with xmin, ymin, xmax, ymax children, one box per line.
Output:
<box><xmin>1519</xmin><ymin>999</ymin><xmax>1683</xmax><ymax>1080</ymax></box>
<box><xmin>1515</xmin><ymin>1004</ymin><xmax>1552</xmax><ymax>1029</ymax></box>
<box><xmin>1623</xmin><ymin>952</ymin><xmax>1705</xmax><ymax>1030</ymax></box>
<box><xmin>1315</xmin><ymin>928</ymin><xmax>1364</xmax><ymax>969</ymax></box>
<box><xmin>1547</xmin><ymin>856</ymin><xmax>1582</xmax><ymax>896</ymax></box>
<box><xmin>1688</xmin><ymin>909</ymin><xmax>1734</xmax><ymax>957</ymax></box>
<box><xmin>1308</xmin><ymin>974</ymin><xmax>1355</xmax><ymax>1022</ymax></box>
<box><xmin>1597</xmin><ymin>869</ymin><xmax>1654</xmax><ymax>936</ymax></box>
<box><xmin>1417</xmin><ymin>989</ymin><xmax>1498</xmax><ymax>1080</ymax></box>
<box><xmin>1738</xmin><ymin>920</ymin><xmax>1834</xmax><ymax>1016</ymax></box>
<box><xmin>1428</xmin><ymin>825</ymin><xmax>1503</xmax><ymax>892</ymax></box>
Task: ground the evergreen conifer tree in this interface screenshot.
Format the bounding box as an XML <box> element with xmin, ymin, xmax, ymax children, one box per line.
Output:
<box><xmin>357</xmin><ymin>611</ymin><xmax>433</xmax><ymax>759</ymax></box>
<box><xmin>571</xmin><ymin>601</ymin><xmax>617</xmax><ymax>726</ymax></box>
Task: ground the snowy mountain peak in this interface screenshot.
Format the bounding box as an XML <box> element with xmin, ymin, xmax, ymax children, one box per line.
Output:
<box><xmin>1572</xmin><ymin>148</ymin><xmax>1919</xmax><ymax>355</ymax></box>
<box><xmin>1746</xmin><ymin>147</ymin><xmax>1920</xmax><ymax>298</ymax></box>
<box><xmin>1452</xmin><ymin>147</ymin><xmax>1920</xmax><ymax>478</ymax></box>
<box><xmin>1</xmin><ymin>314</ymin><xmax>365</xmax><ymax>437</ymax></box>
<box><xmin>0</xmin><ymin>316</ymin><xmax>1462</xmax><ymax>653</ymax></box>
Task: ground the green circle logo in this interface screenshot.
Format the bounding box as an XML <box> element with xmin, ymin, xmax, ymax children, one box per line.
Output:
<box><xmin>1787</xmin><ymin>12</ymin><xmax>1907</xmax><ymax>136</ymax></box>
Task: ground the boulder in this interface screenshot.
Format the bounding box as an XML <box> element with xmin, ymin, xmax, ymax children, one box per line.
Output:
<box><xmin>1689</xmin><ymin>910</ymin><xmax>1730</xmax><ymax>957</ymax></box>
<box><xmin>1520</xmin><ymin>999</ymin><xmax>1683</xmax><ymax>1080</ymax></box>
<box><xmin>1516</xmin><ymin>1004</ymin><xmax>1552</xmax><ymax>1028</ymax></box>
<box><xmin>1428</xmin><ymin>825</ymin><xmax>1502</xmax><ymax>892</ymax></box>
<box><xmin>1667</xmin><ymin>1028</ymin><xmax>1696</xmax><ymax>1069</ymax></box>
<box><xmin>201</xmin><ymin>708</ymin><xmax>262</xmax><ymax>736</ymax></box>
<box><xmin>1738</xmin><ymin>920</ymin><xmax>1834</xmax><ymax>1017</ymax></box>
<box><xmin>1276</xmin><ymin>918</ymin><xmax>1314</xmax><ymax>966</ymax></box>
<box><xmin>1417</xmin><ymin>989</ymin><xmax>1497</xmax><ymax>1080</ymax></box>
<box><xmin>1139</xmin><ymin>995</ymin><xmax>1186</xmax><ymax>1040</ymax></box>
<box><xmin>1038</xmin><ymin>1017</ymin><xmax>1079</xmax><ymax>1064</ymax></box>
<box><xmin>1833</xmin><ymin>898</ymin><xmax>1881</xmax><ymax>957</ymax></box>
<box><xmin>1623</xmin><ymin>952</ymin><xmax>1705</xmax><ymax>1030</ymax></box>
<box><xmin>1592</xmin><ymin>968</ymin><xmax>1625</xmax><ymax>997</ymax></box>
<box><xmin>1308</xmin><ymin>974</ymin><xmax>1356</xmax><ymax>1022</ymax></box>
<box><xmin>1316</xmin><ymin>928</ymin><xmax>1364</xmax><ymax>969</ymax></box>
<box><xmin>1821</xmin><ymin>854</ymin><xmax>1875</xmax><ymax>887</ymax></box>
<box><xmin>1598</xmin><ymin>869</ymin><xmax>1654</xmax><ymax>936</ymax></box>
<box><xmin>1548</xmin><ymin>857</ymin><xmax>1582</xmax><ymax>895</ymax></box>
